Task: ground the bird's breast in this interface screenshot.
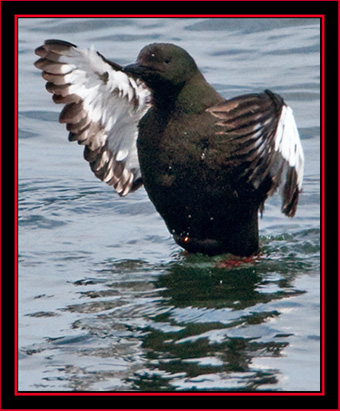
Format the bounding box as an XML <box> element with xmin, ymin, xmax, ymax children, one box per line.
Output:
<box><xmin>137</xmin><ymin>107</ymin><xmax>236</xmax><ymax>200</ymax></box>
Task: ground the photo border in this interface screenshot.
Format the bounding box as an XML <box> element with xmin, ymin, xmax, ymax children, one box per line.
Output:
<box><xmin>2</xmin><ymin>1</ymin><xmax>335</xmax><ymax>409</ymax></box>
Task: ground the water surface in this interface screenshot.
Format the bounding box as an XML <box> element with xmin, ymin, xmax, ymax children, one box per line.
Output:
<box><xmin>18</xmin><ymin>17</ymin><xmax>320</xmax><ymax>392</ymax></box>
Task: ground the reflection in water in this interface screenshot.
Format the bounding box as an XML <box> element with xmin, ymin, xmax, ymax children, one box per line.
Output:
<box><xmin>128</xmin><ymin>255</ymin><xmax>306</xmax><ymax>391</ymax></box>
<box><xmin>42</xmin><ymin>241</ymin><xmax>315</xmax><ymax>392</ymax></box>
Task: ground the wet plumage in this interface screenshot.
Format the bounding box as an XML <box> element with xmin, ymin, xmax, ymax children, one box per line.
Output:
<box><xmin>35</xmin><ymin>40</ymin><xmax>304</xmax><ymax>256</ymax></box>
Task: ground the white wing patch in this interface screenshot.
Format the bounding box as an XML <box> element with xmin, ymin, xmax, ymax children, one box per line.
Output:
<box><xmin>274</xmin><ymin>105</ymin><xmax>304</xmax><ymax>190</ymax></box>
<box><xmin>35</xmin><ymin>40</ymin><xmax>152</xmax><ymax>196</ymax></box>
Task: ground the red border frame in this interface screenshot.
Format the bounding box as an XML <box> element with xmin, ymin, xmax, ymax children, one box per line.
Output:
<box><xmin>14</xmin><ymin>13</ymin><xmax>325</xmax><ymax>399</ymax></box>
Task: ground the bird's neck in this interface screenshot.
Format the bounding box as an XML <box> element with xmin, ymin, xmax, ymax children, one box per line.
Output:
<box><xmin>153</xmin><ymin>72</ymin><xmax>224</xmax><ymax>114</ymax></box>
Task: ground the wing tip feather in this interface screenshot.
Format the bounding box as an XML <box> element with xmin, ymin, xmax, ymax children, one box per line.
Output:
<box><xmin>34</xmin><ymin>39</ymin><xmax>149</xmax><ymax>197</ymax></box>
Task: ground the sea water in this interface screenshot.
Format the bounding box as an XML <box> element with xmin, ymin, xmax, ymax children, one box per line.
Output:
<box><xmin>18</xmin><ymin>17</ymin><xmax>320</xmax><ymax>391</ymax></box>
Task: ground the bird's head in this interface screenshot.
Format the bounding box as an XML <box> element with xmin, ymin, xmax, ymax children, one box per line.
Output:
<box><xmin>124</xmin><ymin>43</ymin><xmax>198</xmax><ymax>93</ymax></box>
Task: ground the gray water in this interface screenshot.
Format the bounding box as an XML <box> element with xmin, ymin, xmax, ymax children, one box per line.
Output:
<box><xmin>18</xmin><ymin>17</ymin><xmax>321</xmax><ymax>392</ymax></box>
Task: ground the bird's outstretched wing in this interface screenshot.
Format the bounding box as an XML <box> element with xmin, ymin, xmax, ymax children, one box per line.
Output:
<box><xmin>207</xmin><ymin>90</ymin><xmax>304</xmax><ymax>216</ymax></box>
<box><xmin>35</xmin><ymin>39</ymin><xmax>152</xmax><ymax>196</ymax></box>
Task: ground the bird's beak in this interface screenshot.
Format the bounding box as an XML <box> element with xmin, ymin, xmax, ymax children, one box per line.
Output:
<box><xmin>123</xmin><ymin>63</ymin><xmax>149</xmax><ymax>76</ymax></box>
<box><xmin>123</xmin><ymin>63</ymin><xmax>158</xmax><ymax>82</ymax></box>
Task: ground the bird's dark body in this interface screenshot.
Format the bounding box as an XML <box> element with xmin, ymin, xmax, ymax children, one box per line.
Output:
<box><xmin>137</xmin><ymin>86</ymin><xmax>267</xmax><ymax>256</ymax></box>
<box><xmin>35</xmin><ymin>40</ymin><xmax>303</xmax><ymax>257</ymax></box>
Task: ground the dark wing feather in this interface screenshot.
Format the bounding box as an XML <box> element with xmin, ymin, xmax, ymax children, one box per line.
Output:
<box><xmin>207</xmin><ymin>90</ymin><xmax>304</xmax><ymax>217</ymax></box>
<box><xmin>35</xmin><ymin>39</ymin><xmax>152</xmax><ymax>196</ymax></box>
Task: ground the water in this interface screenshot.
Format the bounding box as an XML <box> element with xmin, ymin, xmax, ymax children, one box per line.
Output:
<box><xmin>18</xmin><ymin>17</ymin><xmax>321</xmax><ymax>391</ymax></box>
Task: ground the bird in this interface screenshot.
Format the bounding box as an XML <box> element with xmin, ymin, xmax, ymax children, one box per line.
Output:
<box><xmin>34</xmin><ymin>40</ymin><xmax>304</xmax><ymax>257</ymax></box>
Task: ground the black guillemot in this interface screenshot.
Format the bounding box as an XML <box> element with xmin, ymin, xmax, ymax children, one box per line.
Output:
<box><xmin>35</xmin><ymin>40</ymin><xmax>304</xmax><ymax>256</ymax></box>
